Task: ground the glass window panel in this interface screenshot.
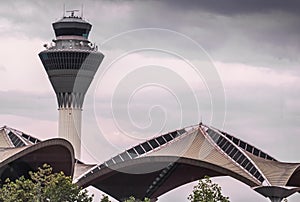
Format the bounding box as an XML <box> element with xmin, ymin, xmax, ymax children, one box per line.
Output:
<box><xmin>29</xmin><ymin>137</ymin><xmax>35</xmax><ymax>143</ymax></box>
<box><xmin>22</xmin><ymin>134</ymin><xmax>29</xmax><ymax>139</ymax></box>
<box><xmin>220</xmin><ymin>141</ymin><xmax>230</xmax><ymax>151</ymax></box>
<box><xmin>207</xmin><ymin>129</ymin><xmax>214</xmax><ymax>136</ymax></box>
<box><xmin>58</xmin><ymin>52</ymin><xmax>62</xmax><ymax>68</ymax></box>
<box><xmin>149</xmin><ymin>139</ymin><xmax>159</xmax><ymax>148</ymax></box>
<box><xmin>163</xmin><ymin>134</ymin><xmax>173</xmax><ymax>142</ymax></box>
<box><xmin>209</xmin><ymin>132</ymin><xmax>219</xmax><ymax>142</ymax></box>
<box><xmin>72</xmin><ymin>52</ymin><xmax>76</xmax><ymax>68</ymax></box>
<box><xmin>106</xmin><ymin>159</ymin><xmax>114</xmax><ymax>166</ymax></box>
<box><xmin>260</xmin><ymin>152</ymin><xmax>266</xmax><ymax>159</ymax></box>
<box><xmin>224</xmin><ymin>144</ymin><xmax>235</xmax><ymax>154</ymax></box>
<box><xmin>206</xmin><ymin>129</ymin><xmax>212</xmax><ymax>136</ymax></box>
<box><xmin>156</xmin><ymin>137</ymin><xmax>166</xmax><ymax>145</ymax></box>
<box><xmin>245</xmin><ymin>163</ymin><xmax>252</xmax><ymax>171</ymax></box>
<box><xmin>112</xmin><ymin>155</ymin><xmax>123</xmax><ymax>164</ymax></box>
<box><xmin>236</xmin><ymin>153</ymin><xmax>245</xmax><ymax>164</ymax></box>
<box><xmin>253</xmin><ymin>148</ymin><xmax>260</xmax><ymax>156</ymax></box>
<box><xmin>120</xmin><ymin>152</ymin><xmax>131</xmax><ymax>161</ymax></box>
<box><xmin>218</xmin><ymin>138</ymin><xmax>228</xmax><ymax>148</ymax></box>
<box><xmin>253</xmin><ymin>170</ymin><xmax>258</xmax><ymax>177</ymax></box>
<box><xmin>141</xmin><ymin>142</ymin><xmax>152</xmax><ymax>152</ymax></box>
<box><xmin>170</xmin><ymin>131</ymin><xmax>178</xmax><ymax>139</ymax></box>
<box><xmin>134</xmin><ymin>145</ymin><xmax>145</xmax><ymax>155</ymax></box>
<box><xmin>246</xmin><ymin>144</ymin><xmax>253</xmax><ymax>153</ymax></box>
<box><xmin>100</xmin><ymin>164</ymin><xmax>106</xmax><ymax>169</ymax></box>
<box><xmin>8</xmin><ymin>132</ymin><xmax>25</xmax><ymax>147</ymax></box>
<box><xmin>127</xmin><ymin>148</ymin><xmax>138</xmax><ymax>158</ymax></box>
<box><xmin>225</xmin><ymin>134</ymin><xmax>233</xmax><ymax>140</ymax></box>
<box><xmin>249</xmin><ymin>166</ymin><xmax>257</xmax><ymax>175</ymax></box>
<box><xmin>233</xmin><ymin>151</ymin><xmax>241</xmax><ymax>161</ymax></box>
<box><xmin>258</xmin><ymin>175</ymin><xmax>264</xmax><ymax>182</ymax></box>
<box><xmin>16</xmin><ymin>140</ymin><xmax>22</xmax><ymax>147</ymax></box>
<box><xmin>86</xmin><ymin>172</ymin><xmax>93</xmax><ymax>178</ymax></box>
<box><xmin>239</xmin><ymin>141</ymin><xmax>246</xmax><ymax>149</ymax></box>
<box><xmin>177</xmin><ymin>129</ymin><xmax>186</xmax><ymax>135</ymax></box>
<box><xmin>56</xmin><ymin>52</ymin><xmax>60</xmax><ymax>69</ymax></box>
<box><xmin>92</xmin><ymin>167</ymin><xmax>98</xmax><ymax>174</ymax></box>
<box><xmin>233</xmin><ymin>138</ymin><xmax>239</xmax><ymax>145</ymax></box>
<box><xmin>241</xmin><ymin>159</ymin><xmax>250</xmax><ymax>168</ymax></box>
<box><xmin>228</xmin><ymin>147</ymin><xmax>238</xmax><ymax>158</ymax></box>
<box><xmin>161</xmin><ymin>136</ymin><xmax>168</xmax><ymax>143</ymax></box>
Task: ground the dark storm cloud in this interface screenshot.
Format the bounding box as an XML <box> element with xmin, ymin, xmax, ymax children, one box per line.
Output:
<box><xmin>0</xmin><ymin>0</ymin><xmax>64</xmax><ymax>39</ymax></box>
<box><xmin>80</xmin><ymin>0</ymin><xmax>300</xmax><ymax>69</ymax></box>
<box><xmin>1</xmin><ymin>0</ymin><xmax>299</xmax><ymax>70</ymax></box>
<box><xmin>161</xmin><ymin>0</ymin><xmax>300</xmax><ymax>16</ymax></box>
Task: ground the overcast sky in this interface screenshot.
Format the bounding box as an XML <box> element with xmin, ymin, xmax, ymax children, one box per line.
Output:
<box><xmin>1</xmin><ymin>0</ymin><xmax>300</xmax><ymax>201</ymax></box>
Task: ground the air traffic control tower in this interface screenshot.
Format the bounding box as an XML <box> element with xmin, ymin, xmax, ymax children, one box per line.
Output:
<box><xmin>39</xmin><ymin>11</ymin><xmax>104</xmax><ymax>159</ymax></box>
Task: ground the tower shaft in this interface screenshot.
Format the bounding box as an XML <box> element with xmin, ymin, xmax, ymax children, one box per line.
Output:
<box><xmin>59</xmin><ymin>108</ymin><xmax>82</xmax><ymax>158</ymax></box>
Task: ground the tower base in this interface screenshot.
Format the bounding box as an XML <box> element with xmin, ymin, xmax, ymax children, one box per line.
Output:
<box><xmin>254</xmin><ymin>186</ymin><xmax>300</xmax><ymax>202</ymax></box>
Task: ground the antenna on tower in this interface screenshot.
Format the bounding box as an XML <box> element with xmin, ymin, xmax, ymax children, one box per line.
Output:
<box><xmin>81</xmin><ymin>4</ymin><xmax>84</xmax><ymax>18</ymax></box>
<box><xmin>63</xmin><ymin>4</ymin><xmax>66</xmax><ymax>17</ymax></box>
<box><xmin>66</xmin><ymin>9</ymin><xmax>80</xmax><ymax>17</ymax></box>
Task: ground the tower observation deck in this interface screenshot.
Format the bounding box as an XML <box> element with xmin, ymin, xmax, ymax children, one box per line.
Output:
<box><xmin>39</xmin><ymin>11</ymin><xmax>104</xmax><ymax>158</ymax></box>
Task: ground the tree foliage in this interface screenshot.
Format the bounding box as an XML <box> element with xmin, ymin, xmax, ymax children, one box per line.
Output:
<box><xmin>188</xmin><ymin>176</ymin><xmax>230</xmax><ymax>202</ymax></box>
<box><xmin>123</xmin><ymin>196</ymin><xmax>150</xmax><ymax>202</ymax></box>
<box><xmin>0</xmin><ymin>164</ymin><xmax>93</xmax><ymax>202</ymax></box>
<box><xmin>100</xmin><ymin>194</ymin><xmax>111</xmax><ymax>202</ymax></box>
<box><xmin>100</xmin><ymin>195</ymin><xmax>150</xmax><ymax>202</ymax></box>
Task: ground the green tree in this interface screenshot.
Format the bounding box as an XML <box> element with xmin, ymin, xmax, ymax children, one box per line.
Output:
<box><xmin>0</xmin><ymin>164</ymin><xmax>93</xmax><ymax>202</ymax></box>
<box><xmin>100</xmin><ymin>194</ymin><xmax>111</xmax><ymax>202</ymax></box>
<box><xmin>188</xmin><ymin>176</ymin><xmax>230</xmax><ymax>202</ymax></box>
<box><xmin>123</xmin><ymin>196</ymin><xmax>150</xmax><ymax>202</ymax></box>
<box><xmin>100</xmin><ymin>194</ymin><xmax>150</xmax><ymax>202</ymax></box>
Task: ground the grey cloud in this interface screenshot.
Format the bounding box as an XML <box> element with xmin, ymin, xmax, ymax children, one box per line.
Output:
<box><xmin>0</xmin><ymin>90</ymin><xmax>57</xmax><ymax>121</ymax></box>
<box><xmin>1</xmin><ymin>0</ymin><xmax>299</xmax><ymax>70</ymax></box>
<box><xmin>0</xmin><ymin>65</ymin><xmax>6</xmax><ymax>71</ymax></box>
<box><xmin>160</xmin><ymin>0</ymin><xmax>300</xmax><ymax>16</ymax></box>
<box><xmin>91</xmin><ymin>0</ymin><xmax>300</xmax><ymax>69</ymax></box>
<box><xmin>222</xmin><ymin>81</ymin><xmax>300</xmax><ymax>161</ymax></box>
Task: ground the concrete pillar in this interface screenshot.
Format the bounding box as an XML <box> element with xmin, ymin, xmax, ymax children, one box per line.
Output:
<box><xmin>59</xmin><ymin>108</ymin><xmax>82</xmax><ymax>159</ymax></box>
<box><xmin>269</xmin><ymin>197</ymin><xmax>282</xmax><ymax>202</ymax></box>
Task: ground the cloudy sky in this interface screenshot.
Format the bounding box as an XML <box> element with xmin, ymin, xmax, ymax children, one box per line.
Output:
<box><xmin>1</xmin><ymin>0</ymin><xmax>300</xmax><ymax>201</ymax></box>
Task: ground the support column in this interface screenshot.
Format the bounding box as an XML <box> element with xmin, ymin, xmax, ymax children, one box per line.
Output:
<box><xmin>269</xmin><ymin>197</ymin><xmax>283</xmax><ymax>202</ymax></box>
<box><xmin>59</xmin><ymin>108</ymin><xmax>82</xmax><ymax>159</ymax></box>
<box><xmin>254</xmin><ymin>186</ymin><xmax>300</xmax><ymax>202</ymax></box>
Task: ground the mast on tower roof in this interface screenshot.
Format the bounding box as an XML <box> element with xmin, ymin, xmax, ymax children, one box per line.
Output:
<box><xmin>62</xmin><ymin>4</ymin><xmax>65</xmax><ymax>17</ymax></box>
<box><xmin>66</xmin><ymin>9</ymin><xmax>80</xmax><ymax>17</ymax></box>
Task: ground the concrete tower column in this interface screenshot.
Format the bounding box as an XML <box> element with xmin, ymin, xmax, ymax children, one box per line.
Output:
<box><xmin>254</xmin><ymin>186</ymin><xmax>299</xmax><ymax>202</ymax></box>
<box><xmin>59</xmin><ymin>108</ymin><xmax>82</xmax><ymax>158</ymax></box>
<box><xmin>269</xmin><ymin>197</ymin><xmax>283</xmax><ymax>202</ymax></box>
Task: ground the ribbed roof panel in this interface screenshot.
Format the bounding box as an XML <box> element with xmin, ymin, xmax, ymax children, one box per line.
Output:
<box><xmin>0</xmin><ymin>126</ymin><xmax>41</xmax><ymax>148</ymax></box>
